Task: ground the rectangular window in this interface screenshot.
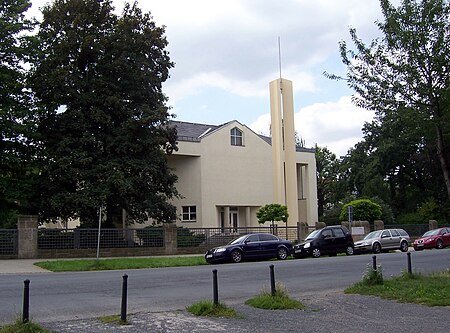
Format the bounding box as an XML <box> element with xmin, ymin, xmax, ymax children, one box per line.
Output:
<box><xmin>182</xmin><ymin>206</ymin><xmax>196</xmax><ymax>222</ymax></box>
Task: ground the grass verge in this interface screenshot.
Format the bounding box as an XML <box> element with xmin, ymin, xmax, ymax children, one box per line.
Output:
<box><xmin>186</xmin><ymin>300</ymin><xmax>239</xmax><ymax>318</ymax></box>
<box><xmin>34</xmin><ymin>256</ymin><xmax>206</xmax><ymax>272</ymax></box>
<box><xmin>0</xmin><ymin>320</ymin><xmax>52</xmax><ymax>333</ymax></box>
<box><xmin>245</xmin><ymin>283</ymin><xmax>305</xmax><ymax>310</ymax></box>
<box><xmin>345</xmin><ymin>268</ymin><xmax>450</xmax><ymax>306</ymax></box>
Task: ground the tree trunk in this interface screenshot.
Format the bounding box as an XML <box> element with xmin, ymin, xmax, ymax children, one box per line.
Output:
<box><xmin>436</xmin><ymin>125</ymin><xmax>450</xmax><ymax>201</ymax></box>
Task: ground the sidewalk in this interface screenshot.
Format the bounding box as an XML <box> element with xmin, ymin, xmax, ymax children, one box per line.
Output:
<box><xmin>0</xmin><ymin>259</ymin><xmax>49</xmax><ymax>274</ymax></box>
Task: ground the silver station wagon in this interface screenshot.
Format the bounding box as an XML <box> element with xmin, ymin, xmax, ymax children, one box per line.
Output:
<box><xmin>354</xmin><ymin>229</ymin><xmax>410</xmax><ymax>254</ymax></box>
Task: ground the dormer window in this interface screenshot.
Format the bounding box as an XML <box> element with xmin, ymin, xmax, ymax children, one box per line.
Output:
<box><xmin>230</xmin><ymin>127</ymin><xmax>243</xmax><ymax>146</ymax></box>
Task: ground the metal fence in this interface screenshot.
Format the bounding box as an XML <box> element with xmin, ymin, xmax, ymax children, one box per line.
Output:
<box><xmin>384</xmin><ymin>224</ymin><xmax>429</xmax><ymax>238</ymax></box>
<box><xmin>36</xmin><ymin>226</ymin><xmax>304</xmax><ymax>250</ymax></box>
<box><xmin>175</xmin><ymin>225</ymin><xmax>311</xmax><ymax>248</ymax></box>
<box><xmin>19</xmin><ymin>224</ymin><xmax>435</xmax><ymax>252</ymax></box>
<box><xmin>0</xmin><ymin>229</ymin><xmax>18</xmax><ymax>255</ymax></box>
<box><xmin>37</xmin><ymin>228</ymin><xmax>165</xmax><ymax>250</ymax></box>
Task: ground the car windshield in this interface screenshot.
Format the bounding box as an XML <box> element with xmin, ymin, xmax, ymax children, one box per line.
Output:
<box><xmin>228</xmin><ymin>235</ymin><xmax>247</xmax><ymax>245</ymax></box>
<box><xmin>305</xmin><ymin>230</ymin><xmax>320</xmax><ymax>240</ymax></box>
<box><xmin>363</xmin><ymin>231</ymin><xmax>381</xmax><ymax>240</ymax></box>
<box><xmin>422</xmin><ymin>229</ymin><xmax>440</xmax><ymax>237</ymax></box>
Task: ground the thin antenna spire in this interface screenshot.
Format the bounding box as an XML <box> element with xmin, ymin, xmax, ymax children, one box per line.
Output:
<box><xmin>278</xmin><ymin>36</ymin><xmax>282</xmax><ymax>79</ymax></box>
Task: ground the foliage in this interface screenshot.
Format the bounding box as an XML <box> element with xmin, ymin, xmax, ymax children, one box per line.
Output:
<box><xmin>339</xmin><ymin>199</ymin><xmax>382</xmax><ymax>223</ymax></box>
<box><xmin>186</xmin><ymin>300</ymin><xmax>238</xmax><ymax>317</ymax></box>
<box><xmin>329</xmin><ymin>0</ymin><xmax>450</xmax><ymax>208</ymax></box>
<box><xmin>177</xmin><ymin>227</ymin><xmax>206</xmax><ymax>248</ymax></box>
<box><xmin>346</xmin><ymin>269</ymin><xmax>450</xmax><ymax>306</ymax></box>
<box><xmin>315</xmin><ymin>146</ymin><xmax>343</xmax><ymax>218</ymax></box>
<box><xmin>0</xmin><ymin>319</ymin><xmax>52</xmax><ymax>333</ymax></box>
<box><xmin>361</xmin><ymin>264</ymin><xmax>384</xmax><ymax>286</ymax></box>
<box><xmin>135</xmin><ymin>226</ymin><xmax>164</xmax><ymax>247</ymax></box>
<box><xmin>29</xmin><ymin>0</ymin><xmax>178</xmax><ymax>226</ymax></box>
<box><xmin>256</xmin><ymin>203</ymin><xmax>288</xmax><ymax>225</ymax></box>
<box><xmin>0</xmin><ymin>0</ymin><xmax>39</xmax><ymax>227</ymax></box>
<box><xmin>245</xmin><ymin>283</ymin><xmax>305</xmax><ymax>310</ymax></box>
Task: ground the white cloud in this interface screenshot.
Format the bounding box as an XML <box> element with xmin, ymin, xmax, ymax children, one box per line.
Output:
<box><xmin>249</xmin><ymin>96</ymin><xmax>375</xmax><ymax>157</ymax></box>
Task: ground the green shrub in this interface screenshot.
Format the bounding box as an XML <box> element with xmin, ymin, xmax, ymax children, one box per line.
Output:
<box><xmin>177</xmin><ymin>227</ymin><xmax>206</xmax><ymax>247</ymax></box>
<box><xmin>186</xmin><ymin>300</ymin><xmax>238</xmax><ymax>317</ymax></box>
<box><xmin>360</xmin><ymin>264</ymin><xmax>384</xmax><ymax>286</ymax></box>
<box><xmin>340</xmin><ymin>199</ymin><xmax>382</xmax><ymax>224</ymax></box>
<box><xmin>245</xmin><ymin>283</ymin><xmax>305</xmax><ymax>310</ymax></box>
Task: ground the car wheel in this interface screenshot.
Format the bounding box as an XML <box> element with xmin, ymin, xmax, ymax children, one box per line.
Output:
<box><xmin>230</xmin><ymin>249</ymin><xmax>242</xmax><ymax>263</ymax></box>
<box><xmin>400</xmin><ymin>241</ymin><xmax>408</xmax><ymax>252</ymax></box>
<box><xmin>436</xmin><ymin>239</ymin><xmax>444</xmax><ymax>249</ymax></box>
<box><xmin>277</xmin><ymin>247</ymin><xmax>288</xmax><ymax>260</ymax></box>
<box><xmin>372</xmin><ymin>242</ymin><xmax>381</xmax><ymax>254</ymax></box>
<box><xmin>312</xmin><ymin>248</ymin><xmax>321</xmax><ymax>258</ymax></box>
<box><xmin>346</xmin><ymin>245</ymin><xmax>354</xmax><ymax>255</ymax></box>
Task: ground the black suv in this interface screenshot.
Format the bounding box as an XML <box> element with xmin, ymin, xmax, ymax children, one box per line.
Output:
<box><xmin>293</xmin><ymin>226</ymin><xmax>354</xmax><ymax>258</ymax></box>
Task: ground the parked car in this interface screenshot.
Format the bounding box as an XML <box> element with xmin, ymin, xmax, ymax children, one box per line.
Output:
<box><xmin>413</xmin><ymin>227</ymin><xmax>450</xmax><ymax>251</ymax></box>
<box><xmin>354</xmin><ymin>229</ymin><xmax>410</xmax><ymax>254</ymax></box>
<box><xmin>205</xmin><ymin>233</ymin><xmax>293</xmax><ymax>264</ymax></box>
<box><xmin>293</xmin><ymin>226</ymin><xmax>354</xmax><ymax>258</ymax></box>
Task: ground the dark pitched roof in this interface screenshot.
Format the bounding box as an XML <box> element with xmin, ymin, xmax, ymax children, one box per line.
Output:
<box><xmin>170</xmin><ymin>120</ymin><xmax>315</xmax><ymax>153</ymax></box>
<box><xmin>170</xmin><ymin>120</ymin><xmax>222</xmax><ymax>142</ymax></box>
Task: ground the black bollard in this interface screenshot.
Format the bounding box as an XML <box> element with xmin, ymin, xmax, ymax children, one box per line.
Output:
<box><xmin>270</xmin><ymin>264</ymin><xmax>276</xmax><ymax>296</ymax></box>
<box><xmin>212</xmin><ymin>269</ymin><xmax>219</xmax><ymax>305</ymax></box>
<box><xmin>372</xmin><ymin>255</ymin><xmax>377</xmax><ymax>271</ymax></box>
<box><xmin>407</xmin><ymin>252</ymin><xmax>412</xmax><ymax>274</ymax></box>
<box><xmin>23</xmin><ymin>279</ymin><xmax>30</xmax><ymax>323</ymax></box>
<box><xmin>121</xmin><ymin>274</ymin><xmax>128</xmax><ymax>322</ymax></box>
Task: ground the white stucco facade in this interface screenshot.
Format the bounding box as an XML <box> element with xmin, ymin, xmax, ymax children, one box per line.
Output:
<box><xmin>167</xmin><ymin>119</ymin><xmax>318</xmax><ymax>229</ymax></box>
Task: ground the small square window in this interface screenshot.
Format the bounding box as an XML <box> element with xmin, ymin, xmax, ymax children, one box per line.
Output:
<box><xmin>182</xmin><ymin>206</ymin><xmax>196</xmax><ymax>222</ymax></box>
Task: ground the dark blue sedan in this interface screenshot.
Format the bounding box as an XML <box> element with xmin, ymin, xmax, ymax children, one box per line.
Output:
<box><xmin>205</xmin><ymin>233</ymin><xmax>293</xmax><ymax>264</ymax></box>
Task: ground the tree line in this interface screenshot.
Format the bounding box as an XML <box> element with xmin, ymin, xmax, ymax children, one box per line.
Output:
<box><xmin>320</xmin><ymin>0</ymin><xmax>449</xmax><ymax>225</ymax></box>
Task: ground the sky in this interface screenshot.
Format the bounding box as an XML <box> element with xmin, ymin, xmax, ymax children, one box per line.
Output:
<box><xmin>28</xmin><ymin>0</ymin><xmax>397</xmax><ymax>157</ymax></box>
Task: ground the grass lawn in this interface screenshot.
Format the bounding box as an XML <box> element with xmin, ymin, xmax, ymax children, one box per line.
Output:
<box><xmin>345</xmin><ymin>269</ymin><xmax>450</xmax><ymax>306</ymax></box>
<box><xmin>34</xmin><ymin>256</ymin><xmax>207</xmax><ymax>272</ymax></box>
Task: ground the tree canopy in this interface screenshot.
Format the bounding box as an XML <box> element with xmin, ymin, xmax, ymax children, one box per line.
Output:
<box><xmin>0</xmin><ymin>0</ymin><xmax>39</xmax><ymax>227</ymax></box>
<box><xmin>321</xmin><ymin>0</ymin><xmax>449</xmax><ymax>225</ymax></box>
<box><xmin>28</xmin><ymin>0</ymin><xmax>178</xmax><ymax>226</ymax></box>
<box><xmin>256</xmin><ymin>203</ymin><xmax>289</xmax><ymax>226</ymax></box>
<box><xmin>334</xmin><ymin>0</ymin><xmax>450</xmax><ymax>202</ymax></box>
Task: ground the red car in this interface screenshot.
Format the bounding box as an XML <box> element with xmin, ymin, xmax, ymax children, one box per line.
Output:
<box><xmin>413</xmin><ymin>227</ymin><xmax>450</xmax><ymax>251</ymax></box>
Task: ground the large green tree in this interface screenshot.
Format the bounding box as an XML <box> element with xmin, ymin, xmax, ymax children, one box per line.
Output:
<box><xmin>0</xmin><ymin>0</ymin><xmax>38</xmax><ymax>227</ymax></box>
<box><xmin>315</xmin><ymin>145</ymin><xmax>341</xmax><ymax>217</ymax></box>
<box><xmin>30</xmin><ymin>0</ymin><xmax>178</xmax><ymax>226</ymax></box>
<box><xmin>333</xmin><ymin>0</ymin><xmax>450</xmax><ymax>203</ymax></box>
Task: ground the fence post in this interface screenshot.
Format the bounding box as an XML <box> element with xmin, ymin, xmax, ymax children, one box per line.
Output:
<box><xmin>270</xmin><ymin>264</ymin><xmax>276</xmax><ymax>296</ymax></box>
<box><xmin>212</xmin><ymin>269</ymin><xmax>219</xmax><ymax>305</ymax></box>
<box><xmin>163</xmin><ymin>223</ymin><xmax>177</xmax><ymax>255</ymax></box>
<box><xmin>407</xmin><ymin>252</ymin><xmax>412</xmax><ymax>275</ymax></box>
<box><xmin>22</xmin><ymin>279</ymin><xmax>30</xmax><ymax>323</ymax></box>
<box><xmin>17</xmin><ymin>215</ymin><xmax>38</xmax><ymax>259</ymax></box>
<box><xmin>121</xmin><ymin>274</ymin><xmax>128</xmax><ymax>322</ymax></box>
<box><xmin>372</xmin><ymin>255</ymin><xmax>377</xmax><ymax>271</ymax></box>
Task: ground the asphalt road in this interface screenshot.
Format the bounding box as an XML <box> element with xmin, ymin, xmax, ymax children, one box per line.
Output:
<box><xmin>1</xmin><ymin>249</ymin><xmax>449</xmax><ymax>325</ymax></box>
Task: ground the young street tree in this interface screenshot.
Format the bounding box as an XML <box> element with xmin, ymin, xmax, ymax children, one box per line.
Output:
<box><xmin>30</xmin><ymin>0</ymin><xmax>178</xmax><ymax>226</ymax></box>
<box><xmin>0</xmin><ymin>0</ymin><xmax>38</xmax><ymax>227</ymax></box>
<box><xmin>256</xmin><ymin>203</ymin><xmax>289</xmax><ymax>227</ymax></box>
<box><xmin>331</xmin><ymin>0</ymin><xmax>450</xmax><ymax>202</ymax></box>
